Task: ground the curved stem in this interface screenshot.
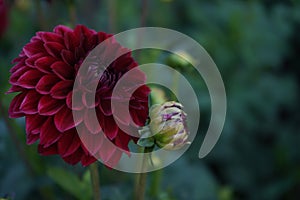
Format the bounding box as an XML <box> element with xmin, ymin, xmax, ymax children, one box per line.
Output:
<box><xmin>89</xmin><ymin>163</ymin><xmax>101</xmax><ymax>200</ymax></box>
<box><xmin>134</xmin><ymin>146</ymin><xmax>154</xmax><ymax>200</ymax></box>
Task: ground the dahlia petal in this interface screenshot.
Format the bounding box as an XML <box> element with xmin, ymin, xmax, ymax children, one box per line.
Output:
<box><xmin>35</xmin><ymin>56</ymin><xmax>57</xmax><ymax>73</ymax></box>
<box><xmin>130</xmin><ymin>108</ymin><xmax>147</xmax><ymax>127</ymax></box>
<box><xmin>6</xmin><ymin>85</ymin><xmax>24</xmax><ymax>94</ymax></box>
<box><xmin>99</xmin><ymin>139</ymin><xmax>116</xmax><ymax>163</ymax></box>
<box><xmin>10</xmin><ymin>61</ymin><xmax>25</xmax><ymax>73</ymax></box>
<box><xmin>115</xmin><ymin>130</ymin><xmax>130</xmax><ymax>153</ymax></box>
<box><xmin>36</xmin><ymin>74</ymin><xmax>60</xmax><ymax>95</ymax></box>
<box><xmin>9</xmin><ymin>65</ymin><xmax>30</xmax><ymax>85</ymax></box>
<box><xmin>84</xmin><ymin>34</ymin><xmax>98</xmax><ymax>52</ymax></box>
<box><xmin>20</xmin><ymin>90</ymin><xmax>41</xmax><ymax>114</ymax></box>
<box><xmin>74</xmin><ymin>25</ymin><xmax>96</xmax><ymax>44</ymax></box>
<box><xmin>38</xmin><ymin>143</ymin><xmax>58</xmax><ymax>155</ymax></box>
<box><xmin>134</xmin><ymin>85</ymin><xmax>151</xmax><ymax>100</ymax></box>
<box><xmin>112</xmin><ymin>103</ymin><xmax>131</xmax><ymax>125</ymax></box>
<box><xmin>50</xmin><ymin>80</ymin><xmax>73</xmax><ymax>99</ymax></box>
<box><xmin>78</xmin><ymin>124</ymin><xmax>103</xmax><ymax>155</ymax></box>
<box><xmin>99</xmin><ymin>98</ymin><xmax>112</xmax><ymax>116</ymax></box>
<box><xmin>83</xmin><ymin>92</ymin><xmax>99</xmax><ymax>108</ymax></box>
<box><xmin>66</xmin><ymin>90</ymin><xmax>84</xmax><ymax>110</ymax></box>
<box><xmin>12</xmin><ymin>55</ymin><xmax>25</xmax><ymax>64</ymax></box>
<box><xmin>54</xmin><ymin>105</ymin><xmax>78</xmax><ymax>132</ymax></box>
<box><xmin>64</xmin><ymin>31</ymin><xmax>79</xmax><ymax>51</ymax></box>
<box><xmin>44</xmin><ymin>42</ymin><xmax>65</xmax><ymax>58</ymax></box>
<box><xmin>74</xmin><ymin>47</ymin><xmax>85</xmax><ymax>60</ymax></box>
<box><xmin>51</xmin><ymin>61</ymin><xmax>74</xmax><ymax>80</ymax></box>
<box><xmin>17</xmin><ymin>70</ymin><xmax>44</xmax><ymax>89</ymax></box>
<box><xmin>40</xmin><ymin>117</ymin><xmax>62</xmax><ymax>147</ymax></box>
<box><xmin>62</xmin><ymin>148</ymin><xmax>83</xmax><ymax>165</ymax></box>
<box><xmin>38</xmin><ymin>32</ymin><xmax>64</xmax><ymax>43</ymax></box>
<box><xmin>25</xmin><ymin>53</ymin><xmax>46</xmax><ymax>68</ymax></box>
<box><xmin>30</xmin><ymin>35</ymin><xmax>41</xmax><ymax>43</ymax></box>
<box><xmin>54</xmin><ymin>25</ymin><xmax>73</xmax><ymax>36</ymax></box>
<box><xmin>23</xmin><ymin>40</ymin><xmax>45</xmax><ymax>57</ymax></box>
<box><xmin>104</xmin><ymin>149</ymin><xmax>122</xmax><ymax>167</ymax></box>
<box><xmin>26</xmin><ymin>114</ymin><xmax>47</xmax><ymax>134</ymax></box>
<box><xmin>58</xmin><ymin>129</ymin><xmax>81</xmax><ymax>157</ymax></box>
<box><xmin>61</xmin><ymin>49</ymin><xmax>76</xmax><ymax>66</ymax></box>
<box><xmin>27</xmin><ymin>132</ymin><xmax>39</xmax><ymax>145</ymax></box>
<box><xmin>84</xmin><ymin>109</ymin><xmax>102</xmax><ymax>134</ymax></box>
<box><xmin>81</xmin><ymin>155</ymin><xmax>97</xmax><ymax>167</ymax></box>
<box><xmin>104</xmin><ymin>116</ymin><xmax>118</xmax><ymax>140</ymax></box>
<box><xmin>38</xmin><ymin>95</ymin><xmax>64</xmax><ymax>115</ymax></box>
<box><xmin>97</xmin><ymin>32</ymin><xmax>111</xmax><ymax>43</ymax></box>
<box><xmin>9</xmin><ymin>92</ymin><xmax>26</xmax><ymax>118</ymax></box>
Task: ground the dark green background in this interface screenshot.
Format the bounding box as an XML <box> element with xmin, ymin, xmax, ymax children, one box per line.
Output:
<box><xmin>0</xmin><ymin>0</ymin><xmax>300</xmax><ymax>199</ymax></box>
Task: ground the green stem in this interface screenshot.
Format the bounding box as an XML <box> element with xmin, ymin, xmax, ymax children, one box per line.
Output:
<box><xmin>35</xmin><ymin>0</ymin><xmax>47</xmax><ymax>30</ymax></box>
<box><xmin>171</xmin><ymin>70</ymin><xmax>180</xmax><ymax>97</ymax></box>
<box><xmin>149</xmin><ymin>170</ymin><xmax>162</xmax><ymax>198</ymax></box>
<box><xmin>89</xmin><ymin>163</ymin><xmax>101</xmax><ymax>200</ymax></box>
<box><xmin>108</xmin><ymin>0</ymin><xmax>117</xmax><ymax>33</ymax></box>
<box><xmin>134</xmin><ymin>146</ymin><xmax>154</xmax><ymax>200</ymax></box>
<box><xmin>67</xmin><ymin>0</ymin><xmax>76</xmax><ymax>28</ymax></box>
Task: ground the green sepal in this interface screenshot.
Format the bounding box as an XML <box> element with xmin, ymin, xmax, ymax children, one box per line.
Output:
<box><xmin>137</xmin><ymin>137</ymin><xmax>155</xmax><ymax>148</ymax></box>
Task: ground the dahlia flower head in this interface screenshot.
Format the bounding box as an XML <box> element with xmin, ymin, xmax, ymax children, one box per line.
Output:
<box><xmin>8</xmin><ymin>25</ymin><xmax>150</xmax><ymax>166</ymax></box>
<box><xmin>149</xmin><ymin>101</ymin><xmax>189</xmax><ymax>150</ymax></box>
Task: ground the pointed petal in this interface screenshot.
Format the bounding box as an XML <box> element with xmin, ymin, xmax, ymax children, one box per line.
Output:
<box><xmin>54</xmin><ymin>105</ymin><xmax>78</xmax><ymax>132</ymax></box>
<box><xmin>104</xmin><ymin>149</ymin><xmax>122</xmax><ymax>167</ymax></box>
<box><xmin>38</xmin><ymin>95</ymin><xmax>64</xmax><ymax>116</ymax></box>
<box><xmin>38</xmin><ymin>143</ymin><xmax>58</xmax><ymax>155</ymax></box>
<box><xmin>44</xmin><ymin>42</ymin><xmax>65</xmax><ymax>58</ymax></box>
<box><xmin>115</xmin><ymin>130</ymin><xmax>131</xmax><ymax>153</ymax></box>
<box><xmin>84</xmin><ymin>109</ymin><xmax>102</xmax><ymax>134</ymax></box>
<box><xmin>82</xmin><ymin>92</ymin><xmax>99</xmax><ymax>108</ymax></box>
<box><xmin>104</xmin><ymin>116</ymin><xmax>118</xmax><ymax>140</ymax></box>
<box><xmin>99</xmin><ymin>98</ymin><xmax>112</xmax><ymax>116</ymax></box>
<box><xmin>36</xmin><ymin>74</ymin><xmax>60</xmax><ymax>95</ymax></box>
<box><xmin>98</xmin><ymin>138</ymin><xmax>116</xmax><ymax>163</ymax></box>
<box><xmin>6</xmin><ymin>85</ymin><xmax>24</xmax><ymax>94</ymax></box>
<box><xmin>8</xmin><ymin>92</ymin><xmax>26</xmax><ymax>118</ymax></box>
<box><xmin>78</xmin><ymin>124</ymin><xmax>103</xmax><ymax>156</ymax></box>
<box><xmin>40</xmin><ymin>117</ymin><xmax>62</xmax><ymax>147</ymax></box>
<box><xmin>26</xmin><ymin>132</ymin><xmax>39</xmax><ymax>145</ymax></box>
<box><xmin>26</xmin><ymin>114</ymin><xmax>47</xmax><ymax>134</ymax></box>
<box><xmin>25</xmin><ymin>53</ymin><xmax>45</xmax><ymax>68</ymax></box>
<box><xmin>9</xmin><ymin>65</ymin><xmax>30</xmax><ymax>85</ymax></box>
<box><xmin>23</xmin><ymin>40</ymin><xmax>45</xmax><ymax>57</ymax></box>
<box><xmin>64</xmin><ymin>31</ymin><xmax>79</xmax><ymax>51</ymax></box>
<box><xmin>61</xmin><ymin>49</ymin><xmax>75</xmax><ymax>66</ymax></box>
<box><xmin>50</xmin><ymin>80</ymin><xmax>73</xmax><ymax>99</ymax></box>
<box><xmin>51</xmin><ymin>61</ymin><xmax>74</xmax><ymax>80</ymax></box>
<box><xmin>81</xmin><ymin>155</ymin><xmax>97</xmax><ymax>166</ymax></box>
<box><xmin>58</xmin><ymin>129</ymin><xmax>81</xmax><ymax>157</ymax></box>
<box><xmin>66</xmin><ymin>90</ymin><xmax>84</xmax><ymax>110</ymax></box>
<box><xmin>62</xmin><ymin>148</ymin><xmax>83</xmax><ymax>165</ymax></box>
<box><xmin>17</xmin><ymin>70</ymin><xmax>44</xmax><ymax>89</ymax></box>
<box><xmin>38</xmin><ymin>32</ymin><xmax>64</xmax><ymax>43</ymax></box>
<box><xmin>35</xmin><ymin>56</ymin><xmax>57</xmax><ymax>73</ymax></box>
<box><xmin>20</xmin><ymin>90</ymin><xmax>41</xmax><ymax>114</ymax></box>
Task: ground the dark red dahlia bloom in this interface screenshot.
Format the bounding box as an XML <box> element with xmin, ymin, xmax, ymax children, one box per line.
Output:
<box><xmin>0</xmin><ymin>0</ymin><xmax>8</xmax><ymax>38</ymax></box>
<box><xmin>8</xmin><ymin>25</ymin><xmax>150</xmax><ymax>166</ymax></box>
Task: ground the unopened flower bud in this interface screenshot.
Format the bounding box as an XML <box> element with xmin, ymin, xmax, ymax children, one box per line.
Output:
<box><xmin>149</xmin><ymin>101</ymin><xmax>190</xmax><ymax>150</ymax></box>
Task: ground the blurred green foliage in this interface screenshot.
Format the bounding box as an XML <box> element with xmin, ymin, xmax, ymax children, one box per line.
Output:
<box><xmin>1</xmin><ymin>0</ymin><xmax>300</xmax><ymax>199</ymax></box>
